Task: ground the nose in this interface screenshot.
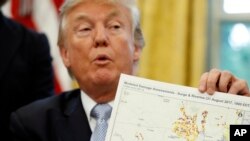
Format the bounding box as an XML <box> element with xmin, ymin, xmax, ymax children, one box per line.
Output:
<box><xmin>94</xmin><ymin>25</ymin><xmax>108</xmax><ymax>47</ymax></box>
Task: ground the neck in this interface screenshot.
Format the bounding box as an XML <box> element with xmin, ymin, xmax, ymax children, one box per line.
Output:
<box><xmin>80</xmin><ymin>82</ymin><xmax>117</xmax><ymax>103</ymax></box>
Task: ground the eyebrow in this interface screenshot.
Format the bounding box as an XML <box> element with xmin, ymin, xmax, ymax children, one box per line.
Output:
<box><xmin>73</xmin><ymin>10</ymin><xmax>121</xmax><ymax>24</ymax></box>
<box><xmin>73</xmin><ymin>13</ymin><xmax>92</xmax><ymax>24</ymax></box>
<box><xmin>106</xmin><ymin>10</ymin><xmax>121</xmax><ymax>21</ymax></box>
<box><xmin>104</xmin><ymin>10</ymin><xmax>127</xmax><ymax>26</ymax></box>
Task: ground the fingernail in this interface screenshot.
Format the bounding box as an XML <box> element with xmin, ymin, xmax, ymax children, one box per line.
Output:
<box><xmin>207</xmin><ymin>88</ymin><xmax>214</xmax><ymax>94</ymax></box>
<box><xmin>199</xmin><ymin>84</ymin><xmax>205</xmax><ymax>92</ymax></box>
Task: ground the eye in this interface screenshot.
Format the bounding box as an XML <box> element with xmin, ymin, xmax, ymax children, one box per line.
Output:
<box><xmin>75</xmin><ymin>25</ymin><xmax>92</xmax><ymax>36</ymax></box>
<box><xmin>109</xmin><ymin>22</ymin><xmax>121</xmax><ymax>31</ymax></box>
<box><xmin>111</xmin><ymin>25</ymin><xmax>121</xmax><ymax>29</ymax></box>
<box><xmin>108</xmin><ymin>23</ymin><xmax>122</xmax><ymax>34</ymax></box>
<box><xmin>80</xmin><ymin>27</ymin><xmax>91</xmax><ymax>32</ymax></box>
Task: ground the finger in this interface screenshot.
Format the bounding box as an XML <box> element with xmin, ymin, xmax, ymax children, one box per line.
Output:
<box><xmin>218</xmin><ymin>71</ymin><xmax>233</xmax><ymax>93</ymax></box>
<box><xmin>199</xmin><ymin>72</ymin><xmax>209</xmax><ymax>93</ymax></box>
<box><xmin>244</xmin><ymin>93</ymin><xmax>250</xmax><ymax>97</ymax></box>
<box><xmin>228</xmin><ymin>79</ymin><xmax>250</xmax><ymax>96</ymax></box>
<box><xmin>243</xmin><ymin>93</ymin><xmax>250</xmax><ymax>97</ymax></box>
<box><xmin>207</xmin><ymin>68</ymin><xmax>221</xmax><ymax>95</ymax></box>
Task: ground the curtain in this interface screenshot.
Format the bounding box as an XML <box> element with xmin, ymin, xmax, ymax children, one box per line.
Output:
<box><xmin>137</xmin><ymin>0</ymin><xmax>207</xmax><ymax>87</ymax></box>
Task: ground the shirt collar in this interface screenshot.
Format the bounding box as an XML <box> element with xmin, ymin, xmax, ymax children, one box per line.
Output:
<box><xmin>80</xmin><ymin>90</ymin><xmax>114</xmax><ymax>122</ymax></box>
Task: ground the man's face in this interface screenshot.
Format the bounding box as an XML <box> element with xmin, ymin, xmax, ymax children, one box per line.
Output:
<box><xmin>60</xmin><ymin>1</ymin><xmax>141</xmax><ymax>88</ymax></box>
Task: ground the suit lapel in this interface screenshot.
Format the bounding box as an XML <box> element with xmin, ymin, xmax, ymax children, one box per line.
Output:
<box><xmin>0</xmin><ymin>12</ymin><xmax>21</xmax><ymax>80</ymax></box>
<box><xmin>54</xmin><ymin>90</ymin><xmax>92</xmax><ymax>141</ymax></box>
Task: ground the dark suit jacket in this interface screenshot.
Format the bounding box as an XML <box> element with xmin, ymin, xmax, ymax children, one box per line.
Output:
<box><xmin>10</xmin><ymin>89</ymin><xmax>92</xmax><ymax>141</ymax></box>
<box><xmin>0</xmin><ymin>11</ymin><xmax>54</xmax><ymax>141</ymax></box>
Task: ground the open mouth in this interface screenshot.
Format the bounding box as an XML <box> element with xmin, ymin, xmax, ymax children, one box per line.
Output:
<box><xmin>97</xmin><ymin>55</ymin><xmax>109</xmax><ymax>61</ymax></box>
<box><xmin>93</xmin><ymin>54</ymin><xmax>111</xmax><ymax>64</ymax></box>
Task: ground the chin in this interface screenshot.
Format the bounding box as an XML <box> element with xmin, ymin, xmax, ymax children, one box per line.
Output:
<box><xmin>92</xmin><ymin>70</ymin><xmax>119</xmax><ymax>85</ymax></box>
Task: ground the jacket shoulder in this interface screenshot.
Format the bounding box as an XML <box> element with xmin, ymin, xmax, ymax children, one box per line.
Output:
<box><xmin>14</xmin><ymin>89</ymin><xmax>81</xmax><ymax>117</ymax></box>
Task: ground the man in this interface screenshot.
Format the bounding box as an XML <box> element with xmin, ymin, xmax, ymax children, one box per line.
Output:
<box><xmin>0</xmin><ymin>0</ymin><xmax>54</xmax><ymax>140</ymax></box>
<box><xmin>9</xmin><ymin>0</ymin><xmax>250</xmax><ymax>141</ymax></box>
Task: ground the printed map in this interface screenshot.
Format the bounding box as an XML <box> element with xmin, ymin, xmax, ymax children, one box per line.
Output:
<box><xmin>105</xmin><ymin>74</ymin><xmax>250</xmax><ymax>141</ymax></box>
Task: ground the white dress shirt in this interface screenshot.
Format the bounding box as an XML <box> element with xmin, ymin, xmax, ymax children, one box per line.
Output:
<box><xmin>80</xmin><ymin>90</ymin><xmax>113</xmax><ymax>132</ymax></box>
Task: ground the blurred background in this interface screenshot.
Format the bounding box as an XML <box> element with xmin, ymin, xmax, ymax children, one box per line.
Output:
<box><xmin>2</xmin><ymin>0</ymin><xmax>250</xmax><ymax>94</ymax></box>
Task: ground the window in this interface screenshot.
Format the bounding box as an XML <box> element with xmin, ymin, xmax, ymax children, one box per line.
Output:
<box><xmin>208</xmin><ymin>0</ymin><xmax>250</xmax><ymax>84</ymax></box>
<box><xmin>223</xmin><ymin>0</ymin><xmax>250</xmax><ymax>14</ymax></box>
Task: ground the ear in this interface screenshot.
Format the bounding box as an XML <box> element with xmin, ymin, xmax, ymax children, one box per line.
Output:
<box><xmin>133</xmin><ymin>45</ymin><xmax>142</xmax><ymax>62</ymax></box>
<box><xmin>60</xmin><ymin>46</ymin><xmax>71</xmax><ymax>67</ymax></box>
